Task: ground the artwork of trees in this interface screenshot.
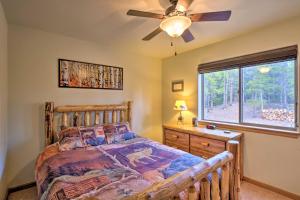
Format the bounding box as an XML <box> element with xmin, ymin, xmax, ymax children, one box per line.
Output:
<box><xmin>203</xmin><ymin>60</ymin><xmax>295</xmax><ymax>128</ymax></box>
<box><xmin>59</xmin><ymin>59</ymin><xmax>123</xmax><ymax>90</ymax></box>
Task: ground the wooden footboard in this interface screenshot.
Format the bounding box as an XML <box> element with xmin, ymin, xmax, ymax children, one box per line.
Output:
<box><xmin>125</xmin><ymin>141</ymin><xmax>240</xmax><ymax>200</ymax></box>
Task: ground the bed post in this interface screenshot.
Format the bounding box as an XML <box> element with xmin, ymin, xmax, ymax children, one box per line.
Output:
<box><xmin>127</xmin><ymin>101</ymin><xmax>133</xmax><ymax>128</ymax></box>
<box><xmin>45</xmin><ymin>102</ymin><xmax>54</xmax><ymax>146</ymax></box>
<box><xmin>227</xmin><ymin>140</ymin><xmax>241</xmax><ymax>200</ymax></box>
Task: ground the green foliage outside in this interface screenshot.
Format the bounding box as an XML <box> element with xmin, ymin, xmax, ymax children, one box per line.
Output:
<box><xmin>203</xmin><ymin>60</ymin><xmax>295</xmax><ymax>116</ymax></box>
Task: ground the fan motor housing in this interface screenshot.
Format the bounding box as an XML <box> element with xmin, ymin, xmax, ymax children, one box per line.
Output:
<box><xmin>169</xmin><ymin>0</ymin><xmax>178</xmax><ymax>5</ymax></box>
<box><xmin>165</xmin><ymin>5</ymin><xmax>176</xmax><ymax>16</ymax></box>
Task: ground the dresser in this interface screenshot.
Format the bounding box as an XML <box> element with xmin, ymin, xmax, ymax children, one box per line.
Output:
<box><xmin>163</xmin><ymin>124</ymin><xmax>244</xmax><ymax>178</ymax></box>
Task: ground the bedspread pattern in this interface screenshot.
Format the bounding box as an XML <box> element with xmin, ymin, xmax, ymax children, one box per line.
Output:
<box><xmin>36</xmin><ymin>138</ymin><xmax>204</xmax><ymax>200</ymax></box>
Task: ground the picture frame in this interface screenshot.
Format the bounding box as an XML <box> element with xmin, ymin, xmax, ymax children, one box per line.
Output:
<box><xmin>172</xmin><ymin>80</ymin><xmax>184</xmax><ymax>92</ymax></box>
<box><xmin>58</xmin><ymin>59</ymin><xmax>123</xmax><ymax>90</ymax></box>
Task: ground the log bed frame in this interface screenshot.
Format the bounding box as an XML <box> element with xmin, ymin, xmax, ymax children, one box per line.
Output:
<box><xmin>45</xmin><ymin>101</ymin><xmax>240</xmax><ymax>200</ymax></box>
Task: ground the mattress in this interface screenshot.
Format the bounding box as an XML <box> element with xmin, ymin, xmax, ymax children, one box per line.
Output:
<box><xmin>35</xmin><ymin>137</ymin><xmax>205</xmax><ymax>200</ymax></box>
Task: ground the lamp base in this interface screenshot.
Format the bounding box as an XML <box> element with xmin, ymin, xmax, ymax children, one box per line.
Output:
<box><xmin>177</xmin><ymin>111</ymin><xmax>184</xmax><ymax>125</ymax></box>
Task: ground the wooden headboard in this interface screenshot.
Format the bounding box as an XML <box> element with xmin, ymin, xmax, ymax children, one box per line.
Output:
<box><xmin>45</xmin><ymin>101</ymin><xmax>132</xmax><ymax>146</ymax></box>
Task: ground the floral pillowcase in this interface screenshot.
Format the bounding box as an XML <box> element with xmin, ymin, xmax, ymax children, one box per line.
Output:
<box><xmin>104</xmin><ymin>122</ymin><xmax>136</xmax><ymax>144</ymax></box>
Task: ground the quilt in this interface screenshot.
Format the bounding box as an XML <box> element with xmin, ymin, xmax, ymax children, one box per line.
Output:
<box><xmin>35</xmin><ymin>137</ymin><xmax>205</xmax><ymax>200</ymax></box>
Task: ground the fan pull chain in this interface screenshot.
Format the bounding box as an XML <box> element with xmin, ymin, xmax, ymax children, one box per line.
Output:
<box><xmin>171</xmin><ymin>40</ymin><xmax>177</xmax><ymax>56</ymax></box>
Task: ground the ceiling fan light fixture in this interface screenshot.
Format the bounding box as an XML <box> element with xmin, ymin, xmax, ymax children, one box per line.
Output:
<box><xmin>160</xmin><ymin>15</ymin><xmax>191</xmax><ymax>37</ymax></box>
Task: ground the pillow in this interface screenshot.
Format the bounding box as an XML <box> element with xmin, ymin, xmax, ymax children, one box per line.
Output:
<box><xmin>114</xmin><ymin>123</ymin><xmax>136</xmax><ymax>140</ymax></box>
<box><xmin>57</xmin><ymin>127</ymin><xmax>80</xmax><ymax>140</ymax></box>
<box><xmin>103</xmin><ymin>124</ymin><xmax>118</xmax><ymax>144</ymax></box>
<box><xmin>79</xmin><ymin>126</ymin><xmax>106</xmax><ymax>146</ymax></box>
<box><xmin>94</xmin><ymin>126</ymin><xmax>106</xmax><ymax>144</ymax></box>
<box><xmin>104</xmin><ymin>123</ymin><xmax>136</xmax><ymax>144</ymax></box>
<box><xmin>57</xmin><ymin>127</ymin><xmax>84</xmax><ymax>151</ymax></box>
<box><xmin>59</xmin><ymin>136</ymin><xmax>84</xmax><ymax>151</ymax></box>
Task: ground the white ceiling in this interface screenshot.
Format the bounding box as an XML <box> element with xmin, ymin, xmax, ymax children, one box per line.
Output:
<box><xmin>2</xmin><ymin>0</ymin><xmax>300</xmax><ymax>58</ymax></box>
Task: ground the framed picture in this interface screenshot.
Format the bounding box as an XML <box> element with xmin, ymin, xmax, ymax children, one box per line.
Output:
<box><xmin>58</xmin><ymin>59</ymin><xmax>123</xmax><ymax>90</ymax></box>
<box><xmin>172</xmin><ymin>80</ymin><xmax>184</xmax><ymax>92</ymax></box>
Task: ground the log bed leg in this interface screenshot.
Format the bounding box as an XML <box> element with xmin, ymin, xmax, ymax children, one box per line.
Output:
<box><xmin>200</xmin><ymin>178</ymin><xmax>211</xmax><ymax>200</ymax></box>
<box><xmin>104</xmin><ymin>111</ymin><xmax>109</xmax><ymax>124</ymax></box>
<box><xmin>127</xmin><ymin>101</ymin><xmax>132</xmax><ymax>128</ymax></box>
<box><xmin>188</xmin><ymin>185</ymin><xmax>198</xmax><ymax>200</ymax></box>
<box><xmin>45</xmin><ymin>102</ymin><xmax>54</xmax><ymax>146</ymax></box>
<box><xmin>120</xmin><ymin>110</ymin><xmax>125</xmax><ymax>123</ymax></box>
<box><xmin>84</xmin><ymin>111</ymin><xmax>91</xmax><ymax>126</ymax></box>
<box><xmin>61</xmin><ymin>112</ymin><xmax>68</xmax><ymax>129</ymax></box>
<box><xmin>112</xmin><ymin>110</ymin><xmax>117</xmax><ymax>123</ymax></box>
<box><xmin>227</xmin><ymin>140</ymin><xmax>241</xmax><ymax>200</ymax></box>
<box><xmin>73</xmin><ymin>112</ymin><xmax>79</xmax><ymax>126</ymax></box>
<box><xmin>221</xmin><ymin>164</ymin><xmax>229</xmax><ymax>200</ymax></box>
<box><xmin>95</xmin><ymin>112</ymin><xmax>100</xmax><ymax>125</ymax></box>
<box><xmin>211</xmin><ymin>171</ymin><xmax>220</xmax><ymax>200</ymax></box>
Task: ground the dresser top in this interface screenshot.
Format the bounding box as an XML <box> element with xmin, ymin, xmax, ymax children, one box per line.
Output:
<box><xmin>163</xmin><ymin>124</ymin><xmax>243</xmax><ymax>141</ymax></box>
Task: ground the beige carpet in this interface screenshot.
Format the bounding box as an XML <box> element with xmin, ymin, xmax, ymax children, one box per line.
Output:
<box><xmin>8</xmin><ymin>182</ymin><xmax>293</xmax><ymax>200</ymax></box>
<box><xmin>240</xmin><ymin>182</ymin><xmax>292</xmax><ymax>200</ymax></box>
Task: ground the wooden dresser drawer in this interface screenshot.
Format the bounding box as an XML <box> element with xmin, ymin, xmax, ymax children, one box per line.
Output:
<box><xmin>190</xmin><ymin>135</ymin><xmax>225</xmax><ymax>154</ymax></box>
<box><xmin>165</xmin><ymin>129</ymin><xmax>189</xmax><ymax>146</ymax></box>
<box><xmin>190</xmin><ymin>149</ymin><xmax>215</xmax><ymax>159</ymax></box>
<box><xmin>165</xmin><ymin>141</ymin><xmax>189</xmax><ymax>152</ymax></box>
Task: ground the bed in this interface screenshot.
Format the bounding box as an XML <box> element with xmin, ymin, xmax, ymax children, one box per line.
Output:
<box><xmin>36</xmin><ymin>101</ymin><xmax>240</xmax><ymax>200</ymax></box>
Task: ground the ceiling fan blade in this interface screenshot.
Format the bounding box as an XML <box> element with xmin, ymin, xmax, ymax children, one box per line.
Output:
<box><xmin>127</xmin><ymin>10</ymin><xmax>164</xmax><ymax>19</ymax></box>
<box><xmin>176</xmin><ymin>0</ymin><xmax>194</xmax><ymax>12</ymax></box>
<box><xmin>181</xmin><ymin>29</ymin><xmax>194</xmax><ymax>43</ymax></box>
<box><xmin>190</xmin><ymin>10</ymin><xmax>232</xmax><ymax>22</ymax></box>
<box><xmin>143</xmin><ymin>27</ymin><xmax>162</xmax><ymax>41</ymax></box>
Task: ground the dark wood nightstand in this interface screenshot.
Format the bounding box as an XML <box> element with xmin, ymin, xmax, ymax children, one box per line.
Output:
<box><xmin>163</xmin><ymin>124</ymin><xmax>244</xmax><ymax>178</ymax></box>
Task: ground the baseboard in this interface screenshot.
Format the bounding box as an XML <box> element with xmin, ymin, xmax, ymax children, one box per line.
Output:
<box><xmin>243</xmin><ymin>176</ymin><xmax>300</xmax><ymax>200</ymax></box>
<box><xmin>5</xmin><ymin>182</ymin><xmax>36</xmax><ymax>200</ymax></box>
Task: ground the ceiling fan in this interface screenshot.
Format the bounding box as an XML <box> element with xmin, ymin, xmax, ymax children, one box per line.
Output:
<box><xmin>127</xmin><ymin>0</ymin><xmax>231</xmax><ymax>42</ymax></box>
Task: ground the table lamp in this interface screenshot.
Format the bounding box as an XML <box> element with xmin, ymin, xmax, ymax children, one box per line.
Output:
<box><xmin>174</xmin><ymin>100</ymin><xmax>188</xmax><ymax>125</ymax></box>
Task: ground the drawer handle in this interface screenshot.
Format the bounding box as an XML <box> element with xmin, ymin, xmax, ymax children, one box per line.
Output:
<box><xmin>200</xmin><ymin>142</ymin><xmax>210</xmax><ymax>147</ymax></box>
<box><xmin>171</xmin><ymin>135</ymin><xmax>179</xmax><ymax>139</ymax></box>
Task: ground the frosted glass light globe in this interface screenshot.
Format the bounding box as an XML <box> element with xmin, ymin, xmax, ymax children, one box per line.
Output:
<box><xmin>160</xmin><ymin>16</ymin><xmax>192</xmax><ymax>37</ymax></box>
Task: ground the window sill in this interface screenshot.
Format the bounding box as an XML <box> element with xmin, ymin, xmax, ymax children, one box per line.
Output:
<box><xmin>198</xmin><ymin>120</ymin><xmax>300</xmax><ymax>138</ymax></box>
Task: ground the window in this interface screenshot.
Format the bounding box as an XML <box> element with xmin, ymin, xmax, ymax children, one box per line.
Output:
<box><xmin>198</xmin><ymin>46</ymin><xmax>298</xmax><ymax>130</ymax></box>
<box><xmin>203</xmin><ymin>69</ymin><xmax>239</xmax><ymax>123</ymax></box>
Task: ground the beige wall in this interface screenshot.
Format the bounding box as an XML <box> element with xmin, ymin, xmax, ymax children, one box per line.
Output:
<box><xmin>0</xmin><ymin>1</ymin><xmax>8</xmax><ymax>199</ymax></box>
<box><xmin>7</xmin><ymin>25</ymin><xmax>162</xmax><ymax>187</ymax></box>
<box><xmin>162</xmin><ymin>16</ymin><xmax>300</xmax><ymax>195</ymax></box>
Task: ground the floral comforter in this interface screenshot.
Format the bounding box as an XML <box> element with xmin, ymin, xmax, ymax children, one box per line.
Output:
<box><xmin>35</xmin><ymin>137</ymin><xmax>205</xmax><ymax>200</ymax></box>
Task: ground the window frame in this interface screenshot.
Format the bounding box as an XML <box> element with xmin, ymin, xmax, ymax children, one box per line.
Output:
<box><xmin>198</xmin><ymin>46</ymin><xmax>298</xmax><ymax>131</ymax></box>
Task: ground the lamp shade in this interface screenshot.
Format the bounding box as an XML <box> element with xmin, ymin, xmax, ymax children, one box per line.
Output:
<box><xmin>174</xmin><ymin>100</ymin><xmax>188</xmax><ymax>111</ymax></box>
<box><xmin>160</xmin><ymin>16</ymin><xmax>191</xmax><ymax>37</ymax></box>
